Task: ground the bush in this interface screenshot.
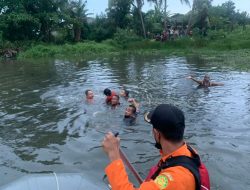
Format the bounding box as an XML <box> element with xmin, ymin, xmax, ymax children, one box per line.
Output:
<box><xmin>113</xmin><ymin>28</ymin><xmax>142</xmax><ymax>49</ymax></box>
<box><xmin>2</xmin><ymin>13</ymin><xmax>40</xmax><ymax>41</ymax></box>
<box><xmin>18</xmin><ymin>41</ymin><xmax>117</xmax><ymax>59</ymax></box>
<box><xmin>50</xmin><ymin>29</ymin><xmax>68</xmax><ymax>44</ymax></box>
<box><xmin>208</xmin><ymin>30</ymin><xmax>226</xmax><ymax>40</ymax></box>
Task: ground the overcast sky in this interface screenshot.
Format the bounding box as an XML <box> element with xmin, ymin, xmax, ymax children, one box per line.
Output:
<box><xmin>86</xmin><ymin>0</ymin><xmax>250</xmax><ymax>16</ymax></box>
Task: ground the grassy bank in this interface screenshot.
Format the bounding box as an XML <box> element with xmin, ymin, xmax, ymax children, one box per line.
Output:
<box><xmin>8</xmin><ymin>27</ymin><xmax>250</xmax><ymax>66</ymax></box>
<box><xmin>17</xmin><ymin>41</ymin><xmax>117</xmax><ymax>59</ymax></box>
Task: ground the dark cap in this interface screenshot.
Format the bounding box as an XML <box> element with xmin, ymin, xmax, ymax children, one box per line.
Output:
<box><xmin>144</xmin><ymin>104</ymin><xmax>185</xmax><ymax>142</ymax></box>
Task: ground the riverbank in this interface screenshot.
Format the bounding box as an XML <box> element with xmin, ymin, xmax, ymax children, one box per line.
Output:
<box><xmin>16</xmin><ymin>43</ymin><xmax>250</xmax><ymax>71</ymax></box>
<box><xmin>1</xmin><ymin>28</ymin><xmax>250</xmax><ymax>70</ymax></box>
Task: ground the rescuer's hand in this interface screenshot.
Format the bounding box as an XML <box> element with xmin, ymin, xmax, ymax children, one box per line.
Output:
<box><xmin>102</xmin><ymin>132</ymin><xmax>121</xmax><ymax>162</ymax></box>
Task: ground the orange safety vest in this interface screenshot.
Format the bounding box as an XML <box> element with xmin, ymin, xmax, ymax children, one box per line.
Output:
<box><xmin>105</xmin><ymin>143</ymin><xmax>195</xmax><ymax>190</ymax></box>
<box><xmin>106</xmin><ymin>91</ymin><xmax>116</xmax><ymax>103</ymax></box>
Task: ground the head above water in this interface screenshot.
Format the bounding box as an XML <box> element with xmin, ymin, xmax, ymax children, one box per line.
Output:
<box><xmin>124</xmin><ymin>105</ymin><xmax>136</xmax><ymax>117</ymax></box>
<box><xmin>203</xmin><ymin>74</ymin><xmax>210</xmax><ymax>82</ymax></box>
<box><xmin>85</xmin><ymin>89</ymin><xmax>94</xmax><ymax>99</ymax></box>
<box><xmin>104</xmin><ymin>88</ymin><xmax>112</xmax><ymax>96</ymax></box>
<box><xmin>202</xmin><ymin>74</ymin><xmax>211</xmax><ymax>87</ymax></box>
<box><xmin>111</xmin><ymin>95</ymin><xmax>120</xmax><ymax>106</ymax></box>
<box><xmin>144</xmin><ymin>104</ymin><xmax>185</xmax><ymax>143</ymax></box>
<box><xmin>120</xmin><ymin>89</ymin><xmax>129</xmax><ymax>97</ymax></box>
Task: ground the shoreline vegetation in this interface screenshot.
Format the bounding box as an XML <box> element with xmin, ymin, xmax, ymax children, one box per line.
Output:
<box><xmin>17</xmin><ymin>41</ymin><xmax>250</xmax><ymax>62</ymax></box>
<box><xmin>13</xmin><ymin>27</ymin><xmax>250</xmax><ymax>69</ymax></box>
<box><xmin>1</xmin><ymin>26</ymin><xmax>250</xmax><ymax>71</ymax></box>
<box><xmin>0</xmin><ymin>23</ymin><xmax>248</xmax><ymax>57</ymax></box>
<box><xmin>1</xmin><ymin>0</ymin><xmax>250</xmax><ymax>68</ymax></box>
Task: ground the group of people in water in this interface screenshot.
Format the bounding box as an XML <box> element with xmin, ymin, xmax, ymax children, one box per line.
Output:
<box><xmin>84</xmin><ymin>74</ymin><xmax>223</xmax><ymax>126</ymax></box>
<box><xmin>100</xmin><ymin>74</ymin><xmax>223</xmax><ymax>190</ymax></box>
<box><xmin>85</xmin><ymin>87</ymin><xmax>140</xmax><ymax>125</ymax></box>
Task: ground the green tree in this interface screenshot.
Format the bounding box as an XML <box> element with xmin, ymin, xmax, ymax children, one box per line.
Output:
<box><xmin>67</xmin><ymin>0</ymin><xmax>88</xmax><ymax>42</ymax></box>
<box><xmin>188</xmin><ymin>0</ymin><xmax>212</xmax><ymax>36</ymax></box>
<box><xmin>221</xmin><ymin>0</ymin><xmax>236</xmax><ymax>31</ymax></box>
<box><xmin>130</xmin><ymin>0</ymin><xmax>148</xmax><ymax>38</ymax></box>
<box><xmin>135</xmin><ymin>0</ymin><xmax>147</xmax><ymax>38</ymax></box>
<box><xmin>235</xmin><ymin>11</ymin><xmax>249</xmax><ymax>30</ymax></box>
<box><xmin>21</xmin><ymin>0</ymin><xmax>64</xmax><ymax>41</ymax></box>
<box><xmin>148</xmin><ymin>0</ymin><xmax>189</xmax><ymax>31</ymax></box>
<box><xmin>107</xmin><ymin>0</ymin><xmax>132</xmax><ymax>29</ymax></box>
<box><xmin>170</xmin><ymin>13</ymin><xmax>188</xmax><ymax>27</ymax></box>
<box><xmin>144</xmin><ymin>9</ymin><xmax>163</xmax><ymax>34</ymax></box>
<box><xmin>0</xmin><ymin>13</ymin><xmax>40</xmax><ymax>41</ymax></box>
<box><xmin>209</xmin><ymin>5</ymin><xmax>228</xmax><ymax>30</ymax></box>
<box><xmin>0</xmin><ymin>0</ymin><xmax>24</xmax><ymax>14</ymax></box>
<box><xmin>0</xmin><ymin>0</ymin><xmax>40</xmax><ymax>41</ymax></box>
<box><xmin>210</xmin><ymin>1</ymin><xmax>249</xmax><ymax>32</ymax></box>
<box><xmin>87</xmin><ymin>14</ymin><xmax>116</xmax><ymax>42</ymax></box>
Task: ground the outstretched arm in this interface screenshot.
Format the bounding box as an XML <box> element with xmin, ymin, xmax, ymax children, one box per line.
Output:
<box><xmin>210</xmin><ymin>82</ymin><xmax>224</xmax><ymax>86</ymax></box>
<box><xmin>128</xmin><ymin>98</ymin><xmax>140</xmax><ymax>113</ymax></box>
<box><xmin>186</xmin><ymin>76</ymin><xmax>202</xmax><ymax>85</ymax></box>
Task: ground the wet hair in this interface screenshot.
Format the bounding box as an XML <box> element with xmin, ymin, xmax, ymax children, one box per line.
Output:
<box><xmin>204</xmin><ymin>74</ymin><xmax>210</xmax><ymax>80</ymax></box>
<box><xmin>129</xmin><ymin>105</ymin><xmax>136</xmax><ymax>114</ymax></box>
<box><xmin>113</xmin><ymin>95</ymin><xmax>120</xmax><ymax>100</ymax></box>
<box><xmin>104</xmin><ymin>88</ymin><xmax>111</xmax><ymax>96</ymax></box>
<box><xmin>124</xmin><ymin>90</ymin><xmax>129</xmax><ymax>97</ymax></box>
<box><xmin>85</xmin><ymin>89</ymin><xmax>91</xmax><ymax>96</ymax></box>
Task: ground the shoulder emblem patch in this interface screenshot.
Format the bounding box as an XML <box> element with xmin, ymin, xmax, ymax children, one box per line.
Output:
<box><xmin>154</xmin><ymin>175</ymin><xmax>169</xmax><ymax>189</ymax></box>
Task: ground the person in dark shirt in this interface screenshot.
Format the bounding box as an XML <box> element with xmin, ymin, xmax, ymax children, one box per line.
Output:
<box><xmin>123</xmin><ymin>98</ymin><xmax>140</xmax><ymax>126</ymax></box>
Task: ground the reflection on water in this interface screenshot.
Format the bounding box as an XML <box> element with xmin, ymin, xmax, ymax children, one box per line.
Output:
<box><xmin>0</xmin><ymin>56</ymin><xmax>250</xmax><ymax>189</ymax></box>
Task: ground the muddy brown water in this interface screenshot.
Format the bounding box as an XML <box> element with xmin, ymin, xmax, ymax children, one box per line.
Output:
<box><xmin>0</xmin><ymin>56</ymin><xmax>250</xmax><ymax>189</ymax></box>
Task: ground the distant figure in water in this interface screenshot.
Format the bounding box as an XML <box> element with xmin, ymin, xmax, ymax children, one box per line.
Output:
<box><xmin>120</xmin><ymin>89</ymin><xmax>129</xmax><ymax>99</ymax></box>
<box><xmin>85</xmin><ymin>89</ymin><xmax>94</xmax><ymax>103</ymax></box>
<box><xmin>104</xmin><ymin>88</ymin><xmax>117</xmax><ymax>104</ymax></box>
<box><xmin>124</xmin><ymin>98</ymin><xmax>140</xmax><ymax>125</ymax></box>
<box><xmin>186</xmin><ymin>75</ymin><xmax>224</xmax><ymax>88</ymax></box>
<box><xmin>111</xmin><ymin>95</ymin><xmax>120</xmax><ymax>109</ymax></box>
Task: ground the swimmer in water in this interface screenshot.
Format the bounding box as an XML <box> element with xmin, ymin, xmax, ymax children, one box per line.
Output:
<box><xmin>104</xmin><ymin>88</ymin><xmax>117</xmax><ymax>104</ymax></box>
<box><xmin>123</xmin><ymin>98</ymin><xmax>140</xmax><ymax>125</ymax></box>
<box><xmin>186</xmin><ymin>75</ymin><xmax>224</xmax><ymax>88</ymax></box>
<box><xmin>120</xmin><ymin>89</ymin><xmax>129</xmax><ymax>99</ymax></box>
<box><xmin>85</xmin><ymin>89</ymin><xmax>94</xmax><ymax>103</ymax></box>
<box><xmin>111</xmin><ymin>95</ymin><xmax>120</xmax><ymax>109</ymax></box>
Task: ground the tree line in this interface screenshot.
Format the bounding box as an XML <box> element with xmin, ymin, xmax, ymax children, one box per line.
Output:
<box><xmin>0</xmin><ymin>0</ymin><xmax>249</xmax><ymax>44</ymax></box>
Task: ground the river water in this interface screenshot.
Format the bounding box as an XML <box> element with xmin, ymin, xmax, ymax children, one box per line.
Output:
<box><xmin>0</xmin><ymin>56</ymin><xmax>249</xmax><ymax>189</ymax></box>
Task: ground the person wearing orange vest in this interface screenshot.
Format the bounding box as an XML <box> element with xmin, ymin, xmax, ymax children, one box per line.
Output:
<box><xmin>104</xmin><ymin>88</ymin><xmax>117</xmax><ymax>104</ymax></box>
<box><xmin>102</xmin><ymin>104</ymin><xmax>209</xmax><ymax>190</ymax></box>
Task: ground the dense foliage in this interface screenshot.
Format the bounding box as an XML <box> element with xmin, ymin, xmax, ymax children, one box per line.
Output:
<box><xmin>0</xmin><ymin>0</ymin><xmax>249</xmax><ymax>55</ymax></box>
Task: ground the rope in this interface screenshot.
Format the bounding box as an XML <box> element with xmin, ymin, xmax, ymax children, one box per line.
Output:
<box><xmin>53</xmin><ymin>172</ymin><xmax>60</xmax><ymax>190</ymax></box>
